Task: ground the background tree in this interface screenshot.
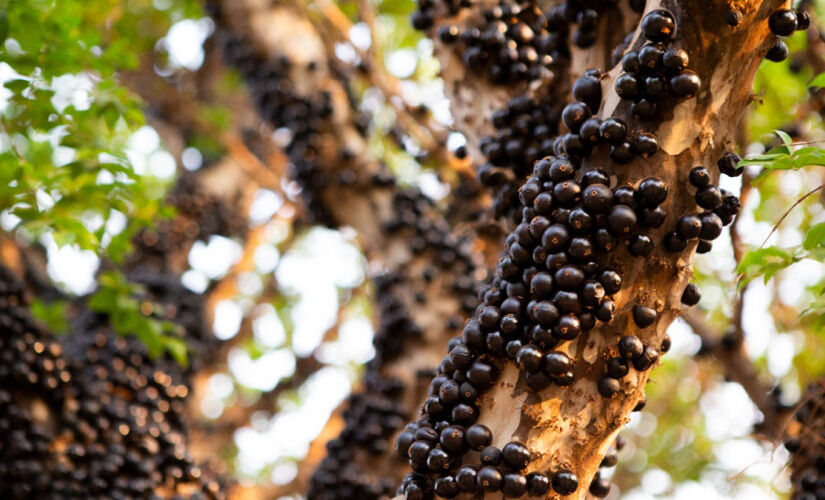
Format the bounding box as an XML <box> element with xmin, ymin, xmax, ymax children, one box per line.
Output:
<box><xmin>2</xmin><ymin>0</ymin><xmax>825</xmax><ymax>499</ymax></box>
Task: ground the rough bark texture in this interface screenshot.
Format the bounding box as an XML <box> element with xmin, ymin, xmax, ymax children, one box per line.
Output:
<box><xmin>393</xmin><ymin>0</ymin><xmax>787</xmax><ymax>498</ymax></box>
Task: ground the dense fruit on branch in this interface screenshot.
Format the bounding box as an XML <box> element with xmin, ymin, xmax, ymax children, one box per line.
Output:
<box><xmin>0</xmin><ymin>265</ymin><xmax>225</xmax><ymax>499</ymax></box>
<box><xmin>392</xmin><ymin>0</ymin><xmax>787</xmax><ymax>498</ymax></box>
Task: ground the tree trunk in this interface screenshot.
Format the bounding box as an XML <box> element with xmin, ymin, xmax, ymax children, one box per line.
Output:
<box><xmin>391</xmin><ymin>0</ymin><xmax>787</xmax><ymax>499</ymax></box>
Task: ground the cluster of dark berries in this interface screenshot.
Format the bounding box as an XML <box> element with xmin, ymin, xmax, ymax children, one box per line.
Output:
<box><xmin>561</xmin><ymin>87</ymin><xmax>661</xmax><ymax>165</ymax></box>
<box><xmin>217</xmin><ymin>33</ymin><xmax>346</xmax><ymax>226</ymax></box>
<box><xmin>412</xmin><ymin>0</ymin><xmax>635</xmax><ymax>85</ymax></box>
<box><xmin>783</xmin><ymin>379</ymin><xmax>825</xmax><ymax>500</ymax></box>
<box><xmin>396</xmin><ymin>150</ymin><xmax>685</xmax><ymax>498</ymax></box>
<box><xmin>399</xmin><ymin>418</ymin><xmax>580</xmax><ymax>498</ymax></box>
<box><xmin>435</xmin><ymin>3</ymin><xmax>555</xmax><ymax>84</ymax></box>
<box><xmin>765</xmin><ymin>8</ymin><xmax>810</xmax><ymax>63</ymax></box>
<box><xmin>130</xmin><ymin>173</ymin><xmax>247</xmax><ymax>272</ymax></box>
<box><xmin>662</xmin><ymin>153</ymin><xmax>742</xmax><ymax>255</ymax></box>
<box><xmin>0</xmin><ymin>265</ymin><xmax>225</xmax><ymax>499</ymax></box>
<box><xmin>478</xmin><ymin>95</ymin><xmax>564</xmax><ymax>223</ymax></box>
<box><xmin>613</xmin><ymin>10</ymin><xmax>701</xmax><ymax>121</ymax></box>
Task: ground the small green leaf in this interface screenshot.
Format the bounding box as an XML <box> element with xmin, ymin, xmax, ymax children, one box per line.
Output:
<box><xmin>804</xmin><ymin>223</ymin><xmax>825</xmax><ymax>250</ymax></box>
<box><xmin>811</xmin><ymin>72</ymin><xmax>825</xmax><ymax>89</ymax></box>
<box><xmin>775</xmin><ymin>129</ymin><xmax>793</xmax><ymax>149</ymax></box>
<box><xmin>4</xmin><ymin>79</ymin><xmax>29</xmax><ymax>93</ymax></box>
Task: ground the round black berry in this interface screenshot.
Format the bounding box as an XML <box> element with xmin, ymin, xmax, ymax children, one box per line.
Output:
<box><xmin>677</xmin><ymin>214</ymin><xmax>703</xmax><ymax>240</ymax></box>
<box><xmin>638</xmin><ymin>177</ymin><xmax>668</xmax><ymax>207</ymax></box>
<box><xmin>671</xmin><ymin>71</ymin><xmax>702</xmax><ymax>98</ymax></box>
<box><xmin>689</xmin><ymin>166</ymin><xmax>711</xmax><ymax>188</ymax></box>
<box><xmin>598</xmin><ymin>377</ymin><xmax>621</xmax><ymax>397</ymax></box>
<box><xmin>501</xmin><ymin>441</ymin><xmax>531</xmax><ymax>470</ymax></box>
<box><xmin>517</xmin><ymin>345</ymin><xmax>544</xmax><ymax>373</ymax></box>
<box><xmin>607</xmin><ymin>205</ymin><xmax>637</xmax><ymax>235</ymax></box>
<box><xmin>551</xmin><ymin>470</ymin><xmax>579</xmax><ymax>495</ymax></box>
<box><xmin>642</xmin><ymin>10</ymin><xmax>676</xmax><ymax>42</ymax></box>
<box><xmin>632</xmin><ymin>305</ymin><xmax>658</xmax><ymax>328</ymax></box>
<box><xmin>526</xmin><ymin>472</ymin><xmax>551</xmax><ymax>496</ymax></box>
<box><xmin>718</xmin><ymin>152</ymin><xmax>743</xmax><ymax>177</ymax></box>
<box><xmin>619</xmin><ymin>335</ymin><xmax>644</xmax><ymax>359</ymax></box>
<box><xmin>477</xmin><ymin>466</ymin><xmax>504</xmax><ymax>492</ymax></box>
<box><xmin>769</xmin><ymin>9</ymin><xmax>797</xmax><ymax>37</ymax></box>
<box><xmin>681</xmin><ymin>283</ymin><xmax>701</xmax><ymax>306</ymax></box>
<box><xmin>766</xmin><ymin>41</ymin><xmax>789</xmax><ymax>62</ymax></box>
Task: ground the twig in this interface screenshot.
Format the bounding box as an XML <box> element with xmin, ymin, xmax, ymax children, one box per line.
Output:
<box><xmin>684</xmin><ymin>309</ymin><xmax>792</xmax><ymax>440</ymax></box>
<box><xmin>759</xmin><ymin>183</ymin><xmax>824</xmax><ymax>249</ymax></box>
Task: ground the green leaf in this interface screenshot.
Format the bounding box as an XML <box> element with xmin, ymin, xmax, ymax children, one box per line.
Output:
<box><xmin>4</xmin><ymin>79</ymin><xmax>29</xmax><ymax>93</ymax></box>
<box><xmin>811</xmin><ymin>72</ymin><xmax>825</xmax><ymax>89</ymax></box>
<box><xmin>775</xmin><ymin>129</ymin><xmax>793</xmax><ymax>149</ymax></box>
<box><xmin>164</xmin><ymin>337</ymin><xmax>189</xmax><ymax>368</ymax></box>
<box><xmin>737</xmin><ymin>246</ymin><xmax>798</xmax><ymax>286</ymax></box>
<box><xmin>804</xmin><ymin>223</ymin><xmax>825</xmax><ymax>250</ymax></box>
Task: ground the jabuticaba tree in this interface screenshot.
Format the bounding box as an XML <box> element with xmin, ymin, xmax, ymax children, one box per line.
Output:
<box><xmin>389</xmin><ymin>1</ymin><xmax>796</xmax><ymax>499</ymax></box>
<box><xmin>206</xmin><ymin>1</ymin><xmax>491</xmax><ymax>497</ymax></box>
<box><xmin>0</xmin><ymin>262</ymin><xmax>228</xmax><ymax>499</ymax></box>
<box><xmin>0</xmin><ymin>66</ymin><xmax>254</xmax><ymax>496</ymax></box>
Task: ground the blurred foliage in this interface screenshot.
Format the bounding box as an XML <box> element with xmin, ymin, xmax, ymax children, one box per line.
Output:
<box><xmin>0</xmin><ymin>0</ymin><xmax>209</xmax><ymax>361</ymax></box>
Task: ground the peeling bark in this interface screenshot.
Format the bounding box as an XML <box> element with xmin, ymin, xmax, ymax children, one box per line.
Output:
<box><xmin>393</xmin><ymin>1</ymin><xmax>788</xmax><ymax>499</ymax></box>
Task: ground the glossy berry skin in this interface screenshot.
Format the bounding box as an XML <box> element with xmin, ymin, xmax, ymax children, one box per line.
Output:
<box><xmin>477</xmin><ymin>466</ymin><xmax>504</xmax><ymax>492</ymax></box>
<box><xmin>562</xmin><ymin>102</ymin><xmax>591</xmax><ymax>133</ymax></box>
<box><xmin>642</xmin><ymin>10</ymin><xmax>676</xmax><ymax>42</ymax></box>
<box><xmin>573</xmin><ymin>75</ymin><xmax>602</xmax><ymax>111</ymax></box>
<box><xmin>502</xmin><ymin>442</ymin><xmax>532</xmax><ymax>470</ymax></box>
<box><xmin>544</xmin><ymin>351</ymin><xmax>572</xmax><ymax>377</ymax></box>
<box><xmin>619</xmin><ymin>335</ymin><xmax>644</xmax><ymax>359</ymax></box>
<box><xmin>632</xmin><ymin>346</ymin><xmax>660</xmax><ymax>371</ymax></box>
<box><xmin>434</xmin><ymin>476</ymin><xmax>459</xmax><ymax>498</ymax></box>
<box><xmin>607</xmin><ymin>205</ymin><xmax>637</xmax><ymax>235</ymax></box>
<box><xmin>456</xmin><ymin>465</ymin><xmax>479</xmax><ymax>492</ymax></box>
<box><xmin>480</xmin><ymin>446</ymin><xmax>502</xmax><ymax>466</ymax></box>
<box><xmin>689</xmin><ymin>166</ymin><xmax>711</xmax><ymax>188</ymax></box>
<box><xmin>682</xmin><ymin>283</ymin><xmax>701</xmax><ymax>306</ymax></box>
<box><xmin>502</xmin><ymin>473</ymin><xmax>528</xmax><ymax>497</ymax></box>
<box><xmin>718</xmin><ymin>152</ymin><xmax>743</xmax><ymax>177</ymax></box>
<box><xmin>769</xmin><ymin>9</ymin><xmax>797</xmax><ymax>37</ymax></box>
<box><xmin>615</xmin><ymin>74</ymin><xmax>641</xmax><ymax>100</ymax></box>
<box><xmin>633</xmin><ymin>133</ymin><xmax>658</xmax><ymax>158</ymax></box>
<box><xmin>517</xmin><ymin>345</ymin><xmax>544</xmax><ymax>373</ymax></box>
<box><xmin>465</xmin><ymin>424</ymin><xmax>492</xmax><ymax>451</ymax></box>
<box><xmin>551</xmin><ymin>469</ymin><xmax>580</xmax><ymax>495</ymax></box>
<box><xmin>440</xmin><ymin>425</ymin><xmax>466</xmax><ymax>453</ymax></box>
<box><xmin>671</xmin><ymin>71</ymin><xmax>702</xmax><ymax>98</ymax></box>
<box><xmin>638</xmin><ymin>177</ymin><xmax>668</xmax><ymax>207</ymax></box>
<box><xmin>589</xmin><ymin>476</ymin><xmax>611</xmax><ymax>497</ymax></box>
<box><xmin>629</xmin><ymin>234</ymin><xmax>654</xmax><ymax>258</ymax></box>
<box><xmin>699</xmin><ymin>212</ymin><xmax>724</xmax><ymax>240</ymax></box>
<box><xmin>583</xmin><ymin>184</ymin><xmax>613</xmax><ymax>213</ymax></box>
<box><xmin>427</xmin><ymin>447</ymin><xmax>452</xmax><ymax>472</ymax></box>
<box><xmin>599</xmin><ymin>270</ymin><xmax>622</xmax><ymax>294</ymax></box>
<box><xmin>766</xmin><ymin>41</ymin><xmax>789</xmax><ymax>62</ymax></box>
<box><xmin>664</xmin><ymin>232</ymin><xmax>687</xmax><ymax>252</ymax></box>
<box><xmin>599</xmin><ymin>118</ymin><xmax>627</xmax><ymax>145</ymax></box>
<box><xmin>632</xmin><ymin>305</ymin><xmax>658</xmax><ymax>328</ymax></box>
<box><xmin>598</xmin><ymin>377</ymin><xmax>621</xmax><ymax>397</ymax></box>
<box><xmin>606</xmin><ymin>357</ymin><xmax>629</xmax><ymax>378</ymax></box>
<box><xmin>662</xmin><ymin>48</ymin><xmax>689</xmax><ymax>72</ymax></box>
<box><xmin>695</xmin><ymin>185</ymin><xmax>723</xmax><ymax>210</ymax></box>
<box><xmin>526</xmin><ymin>472</ymin><xmax>551</xmax><ymax>496</ymax></box>
<box><xmin>622</xmin><ymin>50</ymin><xmax>641</xmax><ymax>73</ymax></box>
<box><xmin>677</xmin><ymin>214</ymin><xmax>703</xmax><ymax>240</ymax></box>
